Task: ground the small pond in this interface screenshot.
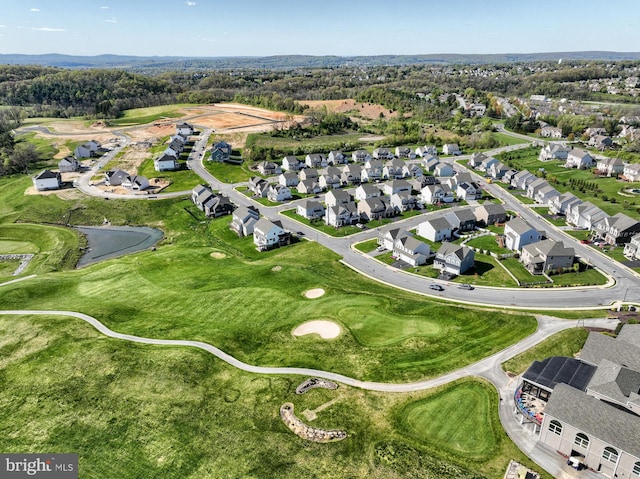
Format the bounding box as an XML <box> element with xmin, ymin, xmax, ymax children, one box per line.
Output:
<box><xmin>75</xmin><ymin>226</ymin><xmax>164</xmax><ymax>268</ymax></box>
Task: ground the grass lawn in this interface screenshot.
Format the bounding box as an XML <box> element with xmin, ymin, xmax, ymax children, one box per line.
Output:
<box><xmin>465</xmin><ymin>234</ymin><xmax>510</xmax><ymax>255</ymax></box>
<box><xmin>456</xmin><ymin>254</ymin><xmax>518</xmax><ymax>287</ymax></box>
<box><xmin>549</xmin><ymin>267</ymin><xmax>607</xmax><ymax>286</ymax></box>
<box><xmin>354</xmin><ymin>239</ymin><xmax>378</xmax><ymax>253</ymax></box>
<box><xmin>137</xmin><ymin>158</ymin><xmax>202</xmax><ymax>192</ymax></box>
<box><xmin>502</xmin><ymin>328</ymin><xmax>589</xmax><ymax>374</ymax></box>
<box><xmin>251</xmin><ymin>132</ymin><xmax>364</xmax><ymax>151</ymax></box>
<box><xmin>0</xmin><ymin>314</ymin><xmax>546</xmax><ymax>479</ymax></box>
<box><xmin>280</xmin><ymin>209</ymin><xmax>360</xmax><ymax>237</ymax></box>
<box><xmin>501</xmin><ymin>257</ymin><xmax>536</xmax><ymax>285</ymax></box>
<box><xmin>107</xmin><ymin>104</ymin><xmax>192</xmax><ymax>126</ymax></box>
<box><xmin>202</xmin><ymin>160</ymin><xmax>255</xmax><ymax>183</ymax></box>
<box><xmin>15</xmin><ymin>132</ymin><xmax>60</xmax><ymax>160</ymax></box>
<box><xmin>497</xmin><ymin>146</ymin><xmax>640</xmax><ymax>219</ymax></box>
<box><xmin>492</xmin><ymin>132</ymin><xmax>531</xmax><ymax>146</ymax></box>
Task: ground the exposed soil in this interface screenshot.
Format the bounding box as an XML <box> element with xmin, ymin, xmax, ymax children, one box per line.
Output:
<box><xmin>302</xmin><ymin>99</ymin><xmax>399</xmax><ymax>121</ymax></box>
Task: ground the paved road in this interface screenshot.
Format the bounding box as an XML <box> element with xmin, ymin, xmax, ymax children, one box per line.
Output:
<box><xmin>0</xmin><ymin>309</ymin><xmax>618</xmax><ymax>393</ymax></box>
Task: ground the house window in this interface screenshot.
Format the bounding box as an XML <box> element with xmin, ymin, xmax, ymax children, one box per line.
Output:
<box><xmin>602</xmin><ymin>447</ymin><xmax>618</xmax><ymax>464</ymax></box>
<box><xmin>548</xmin><ymin>420</ymin><xmax>562</xmax><ymax>436</ymax></box>
<box><xmin>574</xmin><ymin>433</ymin><xmax>590</xmax><ymax>449</ymax></box>
<box><xmin>632</xmin><ymin>461</ymin><xmax>640</xmax><ymax>477</ymax></box>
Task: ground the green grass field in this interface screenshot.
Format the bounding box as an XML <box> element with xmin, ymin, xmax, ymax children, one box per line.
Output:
<box><xmin>137</xmin><ymin>157</ymin><xmax>202</xmax><ymax>193</ymax></box>
<box><xmin>108</xmin><ymin>104</ymin><xmax>193</xmax><ymax>126</ymax></box>
<box><xmin>0</xmin><ymin>314</ymin><xmax>549</xmax><ymax>479</ymax></box>
<box><xmin>203</xmin><ymin>160</ymin><xmax>255</xmax><ymax>183</ymax></box>
<box><xmin>502</xmin><ymin>328</ymin><xmax>589</xmax><ymax>374</ymax></box>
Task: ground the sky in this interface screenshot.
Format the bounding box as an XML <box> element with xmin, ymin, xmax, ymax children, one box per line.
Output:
<box><xmin>1</xmin><ymin>0</ymin><xmax>639</xmax><ymax>57</ymax></box>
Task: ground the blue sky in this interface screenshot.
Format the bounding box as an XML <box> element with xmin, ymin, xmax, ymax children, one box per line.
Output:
<box><xmin>1</xmin><ymin>0</ymin><xmax>639</xmax><ymax>57</ymax></box>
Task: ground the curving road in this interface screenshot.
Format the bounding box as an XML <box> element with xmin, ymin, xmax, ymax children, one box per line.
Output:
<box><xmin>0</xmin><ymin>309</ymin><xmax>618</xmax><ymax>392</ymax></box>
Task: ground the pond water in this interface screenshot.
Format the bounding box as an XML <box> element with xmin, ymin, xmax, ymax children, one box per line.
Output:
<box><xmin>75</xmin><ymin>226</ymin><xmax>164</xmax><ymax>268</ymax></box>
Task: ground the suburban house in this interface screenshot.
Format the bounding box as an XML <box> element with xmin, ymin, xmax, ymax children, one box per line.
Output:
<box><xmin>533</xmin><ymin>324</ymin><xmax>640</xmax><ymax>479</ymax></box>
<box><xmin>415</xmin><ymin>145</ymin><xmax>438</xmax><ymax>157</ymax></box>
<box><xmin>373</xmin><ymin>147</ymin><xmax>394</xmax><ymax>160</ymax></box>
<box><xmin>488</xmin><ymin>161</ymin><xmax>508</xmax><ymax>180</ymax></box>
<box><xmin>534</xmin><ymin>184</ymin><xmax>560</xmax><ymax>205</ymax></box>
<box><xmin>58</xmin><ymin>156</ymin><xmax>80</xmax><ymax>172</ymax></box>
<box><xmin>468</xmin><ymin>152</ymin><xmax>487</xmax><ymax>169</ymax></box>
<box><xmin>520</xmin><ymin>239</ymin><xmax>574</xmax><ymax>274</ymax></box>
<box><xmin>526</xmin><ymin>178</ymin><xmax>549</xmax><ymax>200</ymax></box>
<box><xmin>511</xmin><ymin>170</ymin><xmax>536</xmax><ymax>190</ymax></box>
<box><xmin>395</xmin><ymin>146</ymin><xmax>415</xmax><ymax>159</ymax></box>
<box><xmin>585</xmin><ymin>127</ymin><xmax>607</xmax><ymax>138</ymax></box>
<box><xmin>549</xmin><ymin>192</ymin><xmax>582</xmax><ymax>216</ymax></box>
<box><xmin>566</xmin><ymin>201</ymin><xmax>608</xmax><ymax>230</ymax></box>
<box><xmin>622</xmin><ymin>163</ymin><xmax>640</xmax><ymax>182</ymax></box>
<box><xmin>74</xmin><ymin>140</ymin><xmax>101</xmax><ymax>158</ymax></box>
<box><xmin>623</xmin><ymin>233</ymin><xmax>640</xmax><ymax>260</ymax></box>
<box><xmin>504</xmin><ymin>218</ymin><xmax>543</xmax><ymax>251</ymax></box>
<box><xmin>278</xmin><ymin>172</ymin><xmax>299</xmax><ymax>188</ymax></box>
<box><xmin>433</xmin><ymin>242</ymin><xmax>475</xmax><ymax>275</ymax></box>
<box><xmin>256</xmin><ymin>161</ymin><xmax>282</xmax><ymax>176</ymax></box>
<box><xmin>417</xmin><ymin>216</ymin><xmax>453</xmax><ymax>242</ymax></box>
<box><xmin>383</xmin><ymin>158</ymin><xmax>407</xmax><ymax>180</ymax></box>
<box><xmin>166</xmin><ymin>136</ymin><xmax>185</xmax><ymax>156</ymax></box>
<box><xmin>248</xmin><ymin>177</ymin><xmax>270</xmax><ymax>197</ymax></box>
<box><xmin>328</xmin><ymin>150</ymin><xmax>346</xmax><ymax>165</ymax></box>
<box><xmin>502</xmin><ymin>169</ymin><xmax>518</xmax><ymax>185</ymax></box>
<box><xmin>479</xmin><ymin>156</ymin><xmax>499</xmax><ymax>173</ymax></box>
<box><xmin>362</xmin><ymin>159</ymin><xmax>384</xmax><ymax>183</ymax></box>
<box><xmin>382</xmin><ymin>179</ymin><xmax>411</xmax><ymax>196</ymax></box>
<box><xmin>299</xmin><ymin>168</ymin><xmax>318</xmax><ymax>181</ymax></box>
<box><xmin>457</xmin><ymin>181</ymin><xmax>483</xmax><ymax>201</ymax></box>
<box><xmin>319</xmin><ymin>168</ymin><xmax>341</xmax><ymax>190</ymax></box>
<box><xmin>593</xmin><ymin>213</ymin><xmax>640</xmax><ymax>245</ymax></box>
<box><xmin>588</xmin><ymin>135</ymin><xmax>613</xmax><ymax>150</ymax></box>
<box><xmin>393</xmin><ymin>236</ymin><xmax>431</xmax><ymax>266</ymax></box>
<box><xmin>355</xmin><ymin>183</ymin><xmax>382</xmax><ymax>201</ymax></box>
<box><xmin>540</xmin><ymin>126</ymin><xmax>562</xmax><ymax>138</ymax></box>
<box><xmin>121</xmin><ymin>175</ymin><xmax>150</xmax><ymax>191</ymax></box>
<box><xmin>210</xmin><ymin>141</ymin><xmax>232</xmax><ymax>162</ymax></box>
<box><xmin>33</xmin><ymin>170</ymin><xmax>62</xmax><ymax>191</ymax></box>
<box><xmin>267</xmin><ymin>184</ymin><xmax>292</xmax><ymax>202</ymax></box>
<box><xmin>296</xmin><ymin>200</ymin><xmax>325</xmax><ymax>220</ymax></box>
<box><xmin>596</xmin><ymin>157</ymin><xmax>625</xmax><ymax>177</ymax></box>
<box><xmin>565</xmin><ymin>149</ymin><xmax>595</xmax><ymax>169</ymax></box>
<box><xmin>450</xmin><ymin>172</ymin><xmax>473</xmax><ymax>189</ymax></box>
<box><xmin>420</xmin><ymin>184</ymin><xmax>453</xmax><ymax>204</ymax></box>
<box><xmin>378</xmin><ymin>227</ymin><xmax>409</xmax><ymax>251</ymax></box>
<box><xmin>390</xmin><ymin>191</ymin><xmax>417</xmax><ymax>213</ymax></box>
<box><xmin>104</xmin><ymin>169</ymin><xmax>129</xmax><ymax>187</ymax></box>
<box><xmin>253</xmin><ymin>218</ymin><xmax>289</xmax><ymax>252</ymax></box>
<box><xmin>154</xmin><ymin>153</ymin><xmax>179</xmax><ymax>172</ymax></box>
<box><xmin>422</xmin><ymin>156</ymin><xmax>440</xmax><ymax>172</ymax></box>
<box><xmin>357</xmin><ymin>197</ymin><xmax>395</xmax><ymax>221</ymax></box>
<box><xmin>474</xmin><ymin>203</ymin><xmax>507</xmax><ymax>226</ymax></box>
<box><xmin>444</xmin><ymin>208</ymin><xmax>477</xmax><ymax>232</ymax></box>
<box><xmin>325</xmin><ymin>189</ymin><xmax>352</xmax><ymax>208</ymax></box>
<box><xmin>340</xmin><ymin>164</ymin><xmax>362</xmax><ymax>185</ymax></box>
<box><xmin>230</xmin><ymin>206</ymin><xmax>260</xmax><ymax>237</ymax></box>
<box><xmin>296</xmin><ymin>179</ymin><xmax>322</xmax><ymax>195</ymax></box>
<box><xmin>539</xmin><ymin>143</ymin><xmax>571</xmax><ymax>162</ymax></box>
<box><xmin>305</xmin><ymin>153</ymin><xmax>327</xmax><ymax>169</ymax></box>
<box><xmin>176</xmin><ymin>122</ymin><xmax>194</xmax><ymax>137</ymax></box>
<box><xmin>434</xmin><ymin>163</ymin><xmax>454</xmax><ymax>178</ymax></box>
<box><xmin>325</xmin><ymin>202</ymin><xmax>359</xmax><ymax>227</ymax></box>
<box><xmin>402</xmin><ymin>163</ymin><xmax>424</xmax><ymax>179</ymax></box>
<box><xmin>352</xmin><ymin>150</ymin><xmax>372</xmax><ymax>163</ymax></box>
<box><xmin>191</xmin><ymin>184</ymin><xmax>234</xmax><ymax>218</ymax></box>
<box><xmin>281</xmin><ymin>155</ymin><xmax>302</xmax><ymax>171</ymax></box>
<box><xmin>442</xmin><ymin>143</ymin><xmax>461</xmax><ymax>156</ymax></box>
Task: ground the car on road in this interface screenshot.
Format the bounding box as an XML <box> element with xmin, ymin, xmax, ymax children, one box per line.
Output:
<box><xmin>580</xmin><ymin>239</ymin><xmax>589</xmax><ymax>244</ymax></box>
<box><xmin>296</xmin><ymin>231</ymin><xmax>305</xmax><ymax>236</ymax></box>
<box><xmin>429</xmin><ymin>284</ymin><xmax>444</xmax><ymax>291</ymax></box>
<box><xmin>458</xmin><ymin>283</ymin><xmax>473</xmax><ymax>290</ymax></box>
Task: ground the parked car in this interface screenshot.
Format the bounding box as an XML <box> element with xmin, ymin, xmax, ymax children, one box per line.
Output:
<box><xmin>458</xmin><ymin>283</ymin><xmax>473</xmax><ymax>290</ymax></box>
<box><xmin>429</xmin><ymin>284</ymin><xmax>444</xmax><ymax>291</ymax></box>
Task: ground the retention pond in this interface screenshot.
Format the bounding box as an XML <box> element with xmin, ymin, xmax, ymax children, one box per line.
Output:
<box><xmin>75</xmin><ymin>226</ymin><xmax>163</xmax><ymax>268</ymax></box>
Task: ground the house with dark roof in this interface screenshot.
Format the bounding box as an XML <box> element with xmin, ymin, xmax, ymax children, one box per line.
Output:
<box><xmin>325</xmin><ymin>202</ymin><xmax>359</xmax><ymax>227</ymax></box>
<box><xmin>593</xmin><ymin>212</ymin><xmax>640</xmax><ymax>245</ymax></box>
<box><xmin>278</xmin><ymin>172</ymin><xmax>299</xmax><ymax>188</ymax></box>
<box><xmin>474</xmin><ymin>203</ymin><xmax>507</xmax><ymax>226</ymax></box>
<box><xmin>253</xmin><ymin>218</ymin><xmax>290</xmax><ymax>251</ymax></box>
<box><xmin>378</xmin><ymin>227</ymin><xmax>409</xmax><ymax>251</ymax></box>
<box><xmin>210</xmin><ymin>141</ymin><xmax>232</xmax><ymax>162</ymax></box>
<box><xmin>357</xmin><ymin>197</ymin><xmax>394</xmax><ymax>221</ymax></box>
<box><xmin>256</xmin><ymin>161</ymin><xmax>282</xmax><ymax>176</ymax></box>
<box><xmin>351</xmin><ymin>149</ymin><xmax>372</xmax><ymax>163</ymax></box>
<box><xmin>328</xmin><ymin>150</ymin><xmax>346</xmax><ymax>165</ymax></box>
<box><xmin>154</xmin><ymin>153</ymin><xmax>179</xmax><ymax>172</ymax></box>
<box><xmin>390</xmin><ymin>191</ymin><xmax>417</xmax><ymax>213</ymax></box>
<box><xmin>305</xmin><ymin>153</ymin><xmax>327</xmax><ymax>169</ymax></box>
<box><xmin>33</xmin><ymin>170</ymin><xmax>62</xmax><ymax>191</ymax></box>
<box><xmin>433</xmin><ymin>242</ymin><xmax>474</xmax><ymax>275</ymax></box>
<box><xmin>549</xmin><ymin>192</ymin><xmax>582</xmax><ymax>216</ymax></box>
<box><xmin>417</xmin><ymin>216</ymin><xmax>453</xmax><ymax>242</ymax></box>
<box><xmin>281</xmin><ymin>155</ymin><xmax>302</xmax><ymax>171</ymax></box>
<box><xmin>191</xmin><ymin>185</ymin><xmax>234</xmax><ymax>218</ymax></box>
<box><xmin>248</xmin><ymin>177</ymin><xmax>270</xmax><ymax>197</ymax></box>
<box><xmin>325</xmin><ymin>189</ymin><xmax>352</xmax><ymax>208</ymax></box>
<box><xmin>58</xmin><ymin>156</ymin><xmax>80</xmax><ymax>173</ymax></box>
<box><xmin>104</xmin><ymin>169</ymin><xmax>129</xmax><ymax>187</ymax></box>
<box><xmin>456</xmin><ymin>181</ymin><xmax>482</xmax><ymax>201</ymax></box>
<box><xmin>340</xmin><ymin>164</ymin><xmax>362</xmax><ymax>185</ymax></box>
<box><xmin>230</xmin><ymin>206</ymin><xmax>260</xmax><ymax>237</ymax></box>
<box><xmin>372</xmin><ymin>147</ymin><xmax>394</xmax><ymax>160</ymax></box>
<box><xmin>383</xmin><ymin>158</ymin><xmax>407</xmax><ymax>180</ymax></box>
<box><xmin>520</xmin><ymin>239</ymin><xmax>574</xmax><ymax>274</ymax></box>
<box><xmin>393</xmin><ymin>236</ymin><xmax>431</xmax><ymax>266</ymax></box>
<box><xmin>444</xmin><ymin>208</ymin><xmax>477</xmax><ymax>232</ymax></box>
<box><xmin>296</xmin><ymin>200</ymin><xmax>325</xmax><ymax>220</ymax></box>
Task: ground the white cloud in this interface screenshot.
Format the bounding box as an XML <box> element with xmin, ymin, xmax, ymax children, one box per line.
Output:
<box><xmin>105</xmin><ymin>18</ymin><xmax>117</xmax><ymax>23</ymax></box>
<box><xmin>0</xmin><ymin>25</ymin><xmax>5</xmax><ymax>28</ymax></box>
<box><xmin>30</xmin><ymin>8</ymin><xmax>40</xmax><ymax>12</ymax></box>
<box><xmin>32</xmin><ymin>27</ymin><xmax>65</xmax><ymax>32</ymax></box>
<box><xmin>186</xmin><ymin>1</ymin><xmax>196</xmax><ymax>5</ymax></box>
<box><xmin>101</xmin><ymin>6</ymin><xmax>109</xmax><ymax>9</ymax></box>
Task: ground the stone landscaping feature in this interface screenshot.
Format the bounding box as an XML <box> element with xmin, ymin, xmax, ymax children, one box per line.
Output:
<box><xmin>304</xmin><ymin>288</ymin><xmax>325</xmax><ymax>299</ymax></box>
<box><xmin>279</xmin><ymin>403</ymin><xmax>347</xmax><ymax>443</ymax></box>
<box><xmin>296</xmin><ymin>377</ymin><xmax>338</xmax><ymax>395</ymax></box>
<box><xmin>292</xmin><ymin>320</ymin><xmax>341</xmax><ymax>339</ymax></box>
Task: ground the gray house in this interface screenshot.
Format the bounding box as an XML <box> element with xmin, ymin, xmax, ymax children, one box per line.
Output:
<box><xmin>434</xmin><ymin>242</ymin><xmax>475</xmax><ymax>275</ymax></box>
<box><xmin>521</xmin><ymin>239</ymin><xmax>574</xmax><ymax>274</ymax></box>
<box><xmin>504</xmin><ymin>218</ymin><xmax>542</xmax><ymax>251</ymax></box>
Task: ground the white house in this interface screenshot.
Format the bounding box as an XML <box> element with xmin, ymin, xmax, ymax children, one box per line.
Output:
<box><xmin>296</xmin><ymin>200</ymin><xmax>325</xmax><ymax>220</ymax></box>
<box><xmin>434</xmin><ymin>163</ymin><xmax>454</xmax><ymax>177</ymax></box>
<box><xmin>355</xmin><ymin>183</ymin><xmax>382</xmax><ymax>201</ymax></box>
<box><xmin>121</xmin><ymin>175</ymin><xmax>150</xmax><ymax>191</ymax></box>
<box><xmin>253</xmin><ymin>218</ymin><xmax>287</xmax><ymax>251</ymax></box>
<box><xmin>325</xmin><ymin>189</ymin><xmax>352</xmax><ymax>208</ymax></box>
<box><xmin>417</xmin><ymin>216</ymin><xmax>452</xmax><ymax>242</ymax></box>
<box><xmin>154</xmin><ymin>153</ymin><xmax>179</xmax><ymax>172</ymax></box>
<box><xmin>33</xmin><ymin>170</ymin><xmax>61</xmax><ymax>191</ymax></box>
<box><xmin>267</xmin><ymin>184</ymin><xmax>292</xmax><ymax>202</ymax></box>
<box><xmin>565</xmin><ymin>149</ymin><xmax>594</xmax><ymax>169</ymax></box>
<box><xmin>382</xmin><ymin>179</ymin><xmax>411</xmax><ymax>196</ymax></box>
<box><xmin>278</xmin><ymin>172</ymin><xmax>299</xmax><ymax>187</ymax></box>
<box><xmin>74</xmin><ymin>140</ymin><xmax>101</xmax><ymax>159</ymax></box>
<box><xmin>596</xmin><ymin>158</ymin><xmax>625</xmax><ymax>177</ymax></box>
<box><xmin>352</xmin><ymin>150</ymin><xmax>372</xmax><ymax>163</ymax></box>
<box><xmin>504</xmin><ymin>218</ymin><xmax>542</xmax><ymax>251</ymax></box>
<box><xmin>58</xmin><ymin>156</ymin><xmax>80</xmax><ymax>173</ymax></box>
<box><xmin>176</xmin><ymin>122</ymin><xmax>194</xmax><ymax>137</ymax></box>
<box><xmin>393</xmin><ymin>236</ymin><xmax>430</xmax><ymax>266</ymax></box>
<box><xmin>328</xmin><ymin>150</ymin><xmax>346</xmax><ymax>165</ymax></box>
<box><xmin>282</xmin><ymin>156</ymin><xmax>302</xmax><ymax>171</ymax></box>
<box><xmin>442</xmin><ymin>144</ymin><xmax>461</xmax><ymax>156</ymax></box>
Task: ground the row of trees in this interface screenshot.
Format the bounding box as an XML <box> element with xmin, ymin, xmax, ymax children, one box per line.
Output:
<box><xmin>0</xmin><ymin>108</ymin><xmax>39</xmax><ymax>176</ymax></box>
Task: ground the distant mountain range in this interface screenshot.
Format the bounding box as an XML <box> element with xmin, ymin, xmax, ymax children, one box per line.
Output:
<box><xmin>2</xmin><ymin>52</ymin><xmax>640</xmax><ymax>70</ymax></box>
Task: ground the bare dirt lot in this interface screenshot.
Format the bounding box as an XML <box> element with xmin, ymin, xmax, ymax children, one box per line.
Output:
<box><xmin>302</xmin><ymin>99</ymin><xmax>399</xmax><ymax>120</ymax></box>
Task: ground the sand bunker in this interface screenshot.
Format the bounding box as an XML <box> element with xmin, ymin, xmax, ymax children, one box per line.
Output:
<box><xmin>293</xmin><ymin>320</ymin><xmax>341</xmax><ymax>339</ymax></box>
<box><xmin>304</xmin><ymin>288</ymin><xmax>325</xmax><ymax>299</ymax></box>
<box><xmin>210</xmin><ymin>252</ymin><xmax>226</xmax><ymax>259</ymax></box>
